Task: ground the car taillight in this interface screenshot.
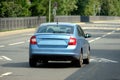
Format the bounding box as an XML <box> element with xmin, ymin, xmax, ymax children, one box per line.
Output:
<box><xmin>30</xmin><ymin>36</ymin><xmax>37</xmax><ymax>44</ymax></box>
<box><xmin>68</xmin><ymin>37</ymin><xmax>77</xmax><ymax>45</ymax></box>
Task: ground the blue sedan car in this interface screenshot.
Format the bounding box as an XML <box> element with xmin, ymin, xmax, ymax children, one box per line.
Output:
<box><xmin>29</xmin><ymin>22</ymin><xmax>91</xmax><ymax>67</ymax></box>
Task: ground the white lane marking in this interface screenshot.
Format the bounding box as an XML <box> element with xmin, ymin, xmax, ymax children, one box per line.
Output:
<box><xmin>1</xmin><ymin>56</ymin><xmax>12</xmax><ymax>61</ymax></box>
<box><xmin>89</xmin><ymin>30</ymin><xmax>116</xmax><ymax>43</ymax></box>
<box><xmin>116</xmin><ymin>28</ymin><xmax>120</xmax><ymax>31</ymax></box>
<box><xmin>94</xmin><ymin>37</ymin><xmax>102</xmax><ymax>40</ymax></box>
<box><xmin>83</xmin><ymin>27</ymin><xmax>117</xmax><ymax>30</ymax></box>
<box><xmin>102</xmin><ymin>30</ymin><xmax>115</xmax><ymax>37</ymax></box>
<box><xmin>101</xmin><ymin>35</ymin><xmax>106</xmax><ymax>37</ymax></box>
<box><xmin>89</xmin><ymin>37</ymin><xmax>102</xmax><ymax>43</ymax></box>
<box><xmin>88</xmin><ymin>39</ymin><xmax>95</xmax><ymax>43</ymax></box>
<box><xmin>90</xmin><ymin>57</ymin><xmax>118</xmax><ymax>63</ymax></box>
<box><xmin>98</xmin><ymin>58</ymin><xmax>118</xmax><ymax>63</ymax></box>
<box><xmin>0</xmin><ymin>72</ymin><xmax>12</xmax><ymax>78</ymax></box>
<box><xmin>0</xmin><ymin>45</ymin><xmax>5</xmax><ymax>48</ymax></box>
<box><xmin>8</xmin><ymin>41</ymin><xmax>25</xmax><ymax>46</ymax></box>
<box><xmin>107</xmin><ymin>32</ymin><xmax>112</xmax><ymax>35</ymax></box>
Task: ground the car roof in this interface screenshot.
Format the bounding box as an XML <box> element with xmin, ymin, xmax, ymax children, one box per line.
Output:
<box><xmin>40</xmin><ymin>22</ymin><xmax>77</xmax><ymax>26</ymax></box>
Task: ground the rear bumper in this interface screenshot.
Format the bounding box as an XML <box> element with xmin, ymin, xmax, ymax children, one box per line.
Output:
<box><xmin>29</xmin><ymin>45</ymin><xmax>80</xmax><ymax>61</ymax></box>
<box><xmin>30</xmin><ymin>54</ymin><xmax>79</xmax><ymax>61</ymax></box>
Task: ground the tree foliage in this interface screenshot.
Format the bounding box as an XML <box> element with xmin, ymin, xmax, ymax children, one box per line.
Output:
<box><xmin>100</xmin><ymin>0</ymin><xmax>120</xmax><ymax>16</ymax></box>
<box><xmin>0</xmin><ymin>0</ymin><xmax>31</xmax><ymax>17</ymax></box>
<box><xmin>72</xmin><ymin>0</ymin><xmax>120</xmax><ymax>16</ymax></box>
<box><xmin>29</xmin><ymin>0</ymin><xmax>46</xmax><ymax>16</ymax></box>
<box><xmin>0</xmin><ymin>0</ymin><xmax>120</xmax><ymax>17</ymax></box>
<box><xmin>58</xmin><ymin>0</ymin><xmax>77</xmax><ymax>15</ymax></box>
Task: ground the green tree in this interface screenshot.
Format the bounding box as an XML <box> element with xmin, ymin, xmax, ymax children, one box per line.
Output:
<box><xmin>30</xmin><ymin>0</ymin><xmax>77</xmax><ymax>16</ymax></box>
<box><xmin>71</xmin><ymin>0</ymin><xmax>100</xmax><ymax>16</ymax></box>
<box><xmin>100</xmin><ymin>0</ymin><xmax>120</xmax><ymax>16</ymax></box>
<box><xmin>1</xmin><ymin>0</ymin><xmax>120</xmax><ymax>17</ymax></box>
<box><xmin>0</xmin><ymin>2</ymin><xmax>20</xmax><ymax>17</ymax></box>
<box><xmin>29</xmin><ymin>0</ymin><xmax>77</xmax><ymax>21</ymax></box>
<box><xmin>57</xmin><ymin>0</ymin><xmax>77</xmax><ymax>15</ymax></box>
<box><xmin>29</xmin><ymin>0</ymin><xmax>46</xmax><ymax>16</ymax></box>
<box><xmin>0</xmin><ymin>0</ymin><xmax>31</xmax><ymax>17</ymax></box>
<box><xmin>15</xmin><ymin>0</ymin><xmax>31</xmax><ymax>16</ymax></box>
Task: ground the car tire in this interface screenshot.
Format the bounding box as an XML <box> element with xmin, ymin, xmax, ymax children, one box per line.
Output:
<box><xmin>72</xmin><ymin>54</ymin><xmax>83</xmax><ymax>67</ymax></box>
<box><xmin>83</xmin><ymin>50</ymin><xmax>90</xmax><ymax>64</ymax></box>
<box><xmin>84</xmin><ymin>58</ymin><xmax>89</xmax><ymax>64</ymax></box>
<box><xmin>29</xmin><ymin>58</ymin><xmax>37</xmax><ymax>67</ymax></box>
<box><xmin>77</xmin><ymin>54</ymin><xmax>83</xmax><ymax>67</ymax></box>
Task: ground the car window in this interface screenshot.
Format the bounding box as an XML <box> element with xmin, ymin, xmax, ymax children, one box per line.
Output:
<box><xmin>77</xmin><ymin>25</ymin><xmax>85</xmax><ymax>37</ymax></box>
<box><xmin>37</xmin><ymin>25</ymin><xmax>74</xmax><ymax>34</ymax></box>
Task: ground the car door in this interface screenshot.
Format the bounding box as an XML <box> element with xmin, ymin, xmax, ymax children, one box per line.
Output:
<box><xmin>77</xmin><ymin>25</ymin><xmax>88</xmax><ymax>58</ymax></box>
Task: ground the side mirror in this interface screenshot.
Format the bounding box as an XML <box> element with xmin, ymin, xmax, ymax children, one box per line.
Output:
<box><xmin>85</xmin><ymin>33</ymin><xmax>91</xmax><ymax>38</ymax></box>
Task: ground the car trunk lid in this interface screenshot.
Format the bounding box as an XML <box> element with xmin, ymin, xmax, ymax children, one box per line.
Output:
<box><xmin>36</xmin><ymin>34</ymin><xmax>71</xmax><ymax>48</ymax></box>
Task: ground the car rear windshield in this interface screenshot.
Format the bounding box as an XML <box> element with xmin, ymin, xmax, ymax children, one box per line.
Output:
<box><xmin>36</xmin><ymin>25</ymin><xmax>74</xmax><ymax>34</ymax></box>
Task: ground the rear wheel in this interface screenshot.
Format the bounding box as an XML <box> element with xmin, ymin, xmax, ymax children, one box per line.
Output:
<box><xmin>83</xmin><ymin>50</ymin><xmax>90</xmax><ymax>64</ymax></box>
<box><xmin>71</xmin><ymin>54</ymin><xmax>83</xmax><ymax>67</ymax></box>
<box><xmin>29</xmin><ymin>58</ymin><xmax>37</xmax><ymax>67</ymax></box>
<box><xmin>77</xmin><ymin>54</ymin><xmax>83</xmax><ymax>67</ymax></box>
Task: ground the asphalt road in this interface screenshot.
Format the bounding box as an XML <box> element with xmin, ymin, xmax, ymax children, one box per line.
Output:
<box><xmin>0</xmin><ymin>22</ymin><xmax>120</xmax><ymax>80</ymax></box>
